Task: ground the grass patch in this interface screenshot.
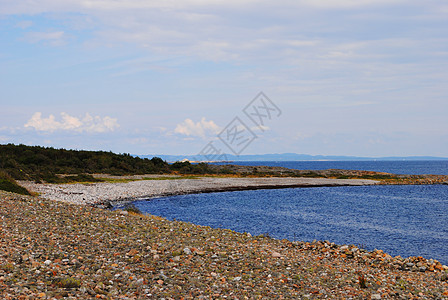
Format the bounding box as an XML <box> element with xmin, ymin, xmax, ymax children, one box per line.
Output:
<box><xmin>1</xmin><ymin>263</ymin><xmax>14</xmax><ymax>272</ymax></box>
<box><xmin>34</xmin><ymin>173</ymin><xmax>104</xmax><ymax>184</ymax></box>
<box><xmin>123</xmin><ymin>204</ymin><xmax>143</xmax><ymax>215</ymax></box>
<box><xmin>142</xmin><ymin>175</ymin><xmax>199</xmax><ymax>180</ymax></box>
<box><xmin>62</xmin><ymin>174</ymin><xmax>104</xmax><ymax>183</ymax></box>
<box><xmin>100</xmin><ymin>175</ymin><xmax>201</xmax><ymax>183</ymax></box>
<box><xmin>357</xmin><ymin>174</ymin><xmax>397</xmax><ymax>180</ymax></box>
<box><xmin>57</xmin><ymin>277</ymin><xmax>81</xmax><ymax>289</ymax></box>
<box><xmin>98</xmin><ymin>178</ymin><xmax>138</xmax><ymax>183</ymax></box>
<box><xmin>0</xmin><ymin>171</ymin><xmax>31</xmax><ymax>195</ymax></box>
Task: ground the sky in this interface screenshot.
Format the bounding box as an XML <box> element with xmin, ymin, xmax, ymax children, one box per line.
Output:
<box><xmin>1</xmin><ymin>0</ymin><xmax>447</xmax><ymax>158</ymax></box>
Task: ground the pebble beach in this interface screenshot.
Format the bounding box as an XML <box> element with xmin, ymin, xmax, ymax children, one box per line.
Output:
<box><xmin>1</xmin><ymin>177</ymin><xmax>448</xmax><ymax>299</ymax></box>
<box><xmin>19</xmin><ymin>176</ymin><xmax>379</xmax><ymax>207</ymax></box>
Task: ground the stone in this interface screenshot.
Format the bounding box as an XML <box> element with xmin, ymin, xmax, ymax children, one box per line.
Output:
<box><xmin>345</xmin><ymin>251</ymin><xmax>354</xmax><ymax>258</ymax></box>
<box><xmin>44</xmin><ymin>260</ymin><xmax>52</xmax><ymax>265</ymax></box>
<box><xmin>31</xmin><ymin>261</ymin><xmax>40</xmax><ymax>268</ymax></box>
<box><xmin>183</xmin><ymin>247</ymin><xmax>192</xmax><ymax>255</ymax></box>
<box><xmin>371</xmin><ymin>294</ymin><xmax>381</xmax><ymax>299</ymax></box>
<box><xmin>127</xmin><ymin>249</ymin><xmax>139</xmax><ymax>256</ymax></box>
<box><xmin>135</xmin><ymin>278</ymin><xmax>144</xmax><ymax>286</ymax></box>
<box><xmin>272</xmin><ymin>252</ymin><xmax>282</xmax><ymax>258</ymax></box>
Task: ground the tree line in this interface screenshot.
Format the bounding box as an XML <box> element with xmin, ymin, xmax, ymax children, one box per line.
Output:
<box><xmin>0</xmin><ymin>143</ymin><xmax>214</xmax><ymax>183</ymax></box>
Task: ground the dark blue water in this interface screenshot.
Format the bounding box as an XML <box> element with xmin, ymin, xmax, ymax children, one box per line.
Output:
<box><xmin>215</xmin><ymin>160</ymin><xmax>448</xmax><ymax>175</ymax></box>
<box><xmin>131</xmin><ymin>184</ymin><xmax>448</xmax><ymax>264</ymax></box>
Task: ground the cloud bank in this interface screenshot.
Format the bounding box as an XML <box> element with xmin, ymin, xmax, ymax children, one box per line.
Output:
<box><xmin>174</xmin><ymin>118</ymin><xmax>220</xmax><ymax>138</ymax></box>
<box><xmin>24</xmin><ymin>112</ymin><xmax>119</xmax><ymax>133</ymax></box>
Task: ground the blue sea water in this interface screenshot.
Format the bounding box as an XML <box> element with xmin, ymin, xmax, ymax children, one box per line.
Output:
<box><xmin>215</xmin><ymin>160</ymin><xmax>448</xmax><ymax>175</ymax></box>
<box><xmin>129</xmin><ymin>161</ymin><xmax>448</xmax><ymax>264</ymax></box>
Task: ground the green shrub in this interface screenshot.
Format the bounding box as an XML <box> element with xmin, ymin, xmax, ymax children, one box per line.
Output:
<box><xmin>0</xmin><ymin>171</ymin><xmax>31</xmax><ymax>195</ymax></box>
<box><xmin>64</xmin><ymin>174</ymin><xmax>103</xmax><ymax>183</ymax></box>
<box><xmin>0</xmin><ymin>143</ymin><xmax>175</xmax><ymax>181</ymax></box>
<box><xmin>58</xmin><ymin>277</ymin><xmax>81</xmax><ymax>289</ymax></box>
<box><xmin>0</xmin><ymin>263</ymin><xmax>14</xmax><ymax>272</ymax></box>
<box><xmin>124</xmin><ymin>204</ymin><xmax>142</xmax><ymax>214</ymax></box>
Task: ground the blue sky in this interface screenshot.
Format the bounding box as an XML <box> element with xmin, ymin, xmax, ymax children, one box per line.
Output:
<box><xmin>1</xmin><ymin>0</ymin><xmax>447</xmax><ymax>157</ymax></box>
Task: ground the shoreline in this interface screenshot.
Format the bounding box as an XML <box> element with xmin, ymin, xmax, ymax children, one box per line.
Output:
<box><xmin>20</xmin><ymin>176</ymin><xmax>380</xmax><ymax>208</ymax></box>
<box><xmin>1</xmin><ymin>190</ymin><xmax>447</xmax><ymax>299</ymax></box>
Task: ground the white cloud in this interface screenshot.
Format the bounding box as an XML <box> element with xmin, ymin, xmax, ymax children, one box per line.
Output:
<box><xmin>251</xmin><ymin>125</ymin><xmax>270</xmax><ymax>132</ymax></box>
<box><xmin>15</xmin><ymin>20</ymin><xmax>33</xmax><ymax>29</ymax></box>
<box><xmin>0</xmin><ymin>0</ymin><xmax>410</xmax><ymax>15</ymax></box>
<box><xmin>23</xmin><ymin>31</ymin><xmax>66</xmax><ymax>46</ymax></box>
<box><xmin>174</xmin><ymin>117</ymin><xmax>220</xmax><ymax>138</ymax></box>
<box><xmin>297</xmin><ymin>0</ymin><xmax>406</xmax><ymax>9</ymax></box>
<box><xmin>24</xmin><ymin>112</ymin><xmax>119</xmax><ymax>133</ymax></box>
<box><xmin>2</xmin><ymin>0</ymin><xmax>444</xmax><ymax>66</ymax></box>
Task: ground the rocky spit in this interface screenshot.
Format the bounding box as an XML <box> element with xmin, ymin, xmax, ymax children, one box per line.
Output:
<box><xmin>1</xmin><ymin>190</ymin><xmax>448</xmax><ymax>299</ymax></box>
<box><xmin>19</xmin><ymin>176</ymin><xmax>379</xmax><ymax>208</ymax></box>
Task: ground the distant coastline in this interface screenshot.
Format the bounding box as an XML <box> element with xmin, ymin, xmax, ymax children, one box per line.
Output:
<box><xmin>140</xmin><ymin>153</ymin><xmax>448</xmax><ymax>162</ymax></box>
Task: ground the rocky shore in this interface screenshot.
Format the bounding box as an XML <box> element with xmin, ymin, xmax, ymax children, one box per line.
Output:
<box><xmin>1</xmin><ymin>190</ymin><xmax>447</xmax><ymax>299</ymax></box>
<box><xmin>209</xmin><ymin>165</ymin><xmax>448</xmax><ymax>185</ymax></box>
<box><xmin>20</xmin><ymin>176</ymin><xmax>379</xmax><ymax>208</ymax></box>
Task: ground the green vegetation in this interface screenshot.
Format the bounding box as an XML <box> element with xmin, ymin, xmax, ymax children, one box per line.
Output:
<box><xmin>358</xmin><ymin>274</ymin><xmax>367</xmax><ymax>289</ymax></box>
<box><xmin>296</xmin><ymin>171</ymin><xmax>327</xmax><ymax>178</ymax></box>
<box><xmin>57</xmin><ymin>277</ymin><xmax>81</xmax><ymax>289</ymax></box>
<box><xmin>124</xmin><ymin>204</ymin><xmax>143</xmax><ymax>215</ymax></box>
<box><xmin>0</xmin><ymin>144</ymin><xmax>218</xmax><ymax>185</ymax></box>
<box><xmin>357</xmin><ymin>174</ymin><xmax>396</xmax><ymax>180</ymax></box>
<box><xmin>0</xmin><ymin>171</ymin><xmax>31</xmax><ymax>195</ymax></box>
<box><xmin>0</xmin><ymin>263</ymin><xmax>14</xmax><ymax>273</ymax></box>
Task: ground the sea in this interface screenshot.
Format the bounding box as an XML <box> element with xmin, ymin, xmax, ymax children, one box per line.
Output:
<box><xmin>127</xmin><ymin>161</ymin><xmax>448</xmax><ymax>264</ymax></box>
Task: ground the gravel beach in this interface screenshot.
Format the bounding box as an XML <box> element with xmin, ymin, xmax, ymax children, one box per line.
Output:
<box><xmin>20</xmin><ymin>176</ymin><xmax>379</xmax><ymax>207</ymax></box>
<box><xmin>1</xmin><ymin>190</ymin><xmax>447</xmax><ymax>299</ymax></box>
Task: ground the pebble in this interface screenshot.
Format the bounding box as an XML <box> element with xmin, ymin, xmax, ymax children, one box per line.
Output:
<box><xmin>272</xmin><ymin>252</ymin><xmax>282</xmax><ymax>258</ymax></box>
<box><xmin>19</xmin><ymin>176</ymin><xmax>379</xmax><ymax>206</ymax></box>
<box><xmin>1</xmin><ymin>188</ymin><xmax>447</xmax><ymax>299</ymax></box>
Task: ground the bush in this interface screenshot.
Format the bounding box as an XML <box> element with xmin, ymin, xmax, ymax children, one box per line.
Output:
<box><xmin>0</xmin><ymin>143</ymin><xmax>176</xmax><ymax>180</ymax></box>
<box><xmin>58</xmin><ymin>277</ymin><xmax>81</xmax><ymax>289</ymax></box>
<box><xmin>64</xmin><ymin>174</ymin><xmax>103</xmax><ymax>183</ymax></box>
<box><xmin>124</xmin><ymin>204</ymin><xmax>142</xmax><ymax>215</ymax></box>
<box><xmin>0</xmin><ymin>171</ymin><xmax>31</xmax><ymax>195</ymax></box>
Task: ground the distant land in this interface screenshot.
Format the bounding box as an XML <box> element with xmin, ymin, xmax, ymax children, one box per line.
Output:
<box><xmin>137</xmin><ymin>153</ymin><xmax>448</xmax><ymax>162</ymax></box>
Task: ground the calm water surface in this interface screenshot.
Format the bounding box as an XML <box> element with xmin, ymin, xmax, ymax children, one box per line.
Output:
<box><xmin>131</xmin><ymin>184</ymin><xmax>448</xmax><ymax>264</ymax></box>
<box><xmin>215</xmin><ymin>160</ymin><xmax>448</xmax><ymax>175</ymax></box>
